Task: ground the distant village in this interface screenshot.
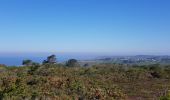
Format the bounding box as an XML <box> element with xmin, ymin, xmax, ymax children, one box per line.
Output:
<box><xmin>95</xmin><ymin>55</ymin><xmax>170</xmax><ymax>65</ymax></box>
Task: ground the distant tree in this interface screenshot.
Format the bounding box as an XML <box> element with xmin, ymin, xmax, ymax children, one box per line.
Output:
<box><xmin>47</xmin><ymin>55</ymin><xmax>56</xmax><ymax>63</ymax></box>
<box><xmin>43</xmin><ymin>55</ymin><xmax>57</xmax><ymax>64</ymax></box>
<box><xmin>22</xmin><ymin>60</ymin><xmax>33</xmax><ymax>66</ymax></box>
<box><xmin>83</xmin><ymin>63</ymin><xmax>89</xmax><ymax>67</ymax></box>
<box><xmin>66</xmin><ymin>59</ymin><xmax>79</xmax><ymax>67</ymax></box>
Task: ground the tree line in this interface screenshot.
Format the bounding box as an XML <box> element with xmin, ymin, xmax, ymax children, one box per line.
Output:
<box><xmin>22</xmin><ymin>54</ymin><xmax>82</xmax><ymax>67</ymax></box>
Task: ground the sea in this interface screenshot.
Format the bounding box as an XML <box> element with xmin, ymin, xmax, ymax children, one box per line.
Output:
<box><xmin>0</xmin><ymin>53</ymin><xmax>101</xmax><ymax>66</ymax></box>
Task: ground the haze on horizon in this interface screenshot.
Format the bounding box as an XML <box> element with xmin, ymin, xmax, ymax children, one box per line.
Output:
<box><xmin>0</xmin><ymin>0</ymin><xmax>170</xmax><ymax>55</ymax></box>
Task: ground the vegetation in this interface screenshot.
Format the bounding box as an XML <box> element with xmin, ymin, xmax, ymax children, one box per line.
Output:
<box><xmin>0</xmin><ymin>55</ymin><xmax>170</xmax><ymax>100</ymax></box>
<box><xmin>22</xmin><ymin>60</ymin><xmax>33</xmax><ymax>66</ymax></box>
<box><xmin>66</xmin><ymin>59</ymin><xmax>79</xmax><ymax>67</ymax></box>
<box><xmin>43</xmin><ymin>55</ymin><xmax>57</xmax><ymax>64</ymax></box>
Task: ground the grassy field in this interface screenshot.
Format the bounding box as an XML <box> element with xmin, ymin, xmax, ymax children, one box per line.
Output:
<box><xmin>0</xmin><ymin>63</ymin><xmax>170</xmax><ymax>100</ymax></box>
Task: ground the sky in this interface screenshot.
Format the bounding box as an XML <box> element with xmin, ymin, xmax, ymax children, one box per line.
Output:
<box><xmin>0</xmin><ymin>0</ymin><xmax>170</xmax><ymax>55</ymax></box>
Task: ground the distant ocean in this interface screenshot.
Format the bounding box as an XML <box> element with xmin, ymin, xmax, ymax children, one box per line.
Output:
<box><xmin>0</xmin><ymin>57</ymin><xmax>46</xmax><ymax>66</ymax></box>
<box><xmin>0</xmin><ymin>53</ymin><xmax>101</xmax><ymax>66</ymax></box>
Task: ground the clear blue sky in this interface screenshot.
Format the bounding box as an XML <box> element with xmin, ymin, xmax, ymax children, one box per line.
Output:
<box><xmin>0</xmin><ymin>0</ymin><xmax>170</xmax><ymax>55</ymax></box>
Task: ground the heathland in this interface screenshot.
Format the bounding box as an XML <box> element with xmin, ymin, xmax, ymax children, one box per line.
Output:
<box><xmin>0</xmin><ymin>55</ymin><xmax>170</xmax><ymax>100</ymax></box>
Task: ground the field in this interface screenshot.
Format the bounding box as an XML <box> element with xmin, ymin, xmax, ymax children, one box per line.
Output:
<box><xmin>0</xmin><ymin>63</ymin><xmax>170</xmax><ymax>100</ymax></box>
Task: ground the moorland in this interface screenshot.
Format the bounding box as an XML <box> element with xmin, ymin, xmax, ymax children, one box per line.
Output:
<box><xmin>0</xmin><ymin>55</ymin><xmax>170</xmax><ymax>100</ymax></box>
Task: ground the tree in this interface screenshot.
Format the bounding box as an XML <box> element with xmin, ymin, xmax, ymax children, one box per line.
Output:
<box><xmin>22</xmin><ymin>60</ymin><xmax>33</xmax><ymax>66</ymax></box>
<box><xmin>66</xmin><ymin>59</ymin><xmax>79</xmax><ymax>67</ymax></box>
<box><xmin>43</xmin><ymin>55</ymin><xmax>57</xmax><ymax>64</ymax></box>
<box><xmin>83</xmin><ymin>63</ymin><xmax>89</xmax><ymax>67</ymax></box>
